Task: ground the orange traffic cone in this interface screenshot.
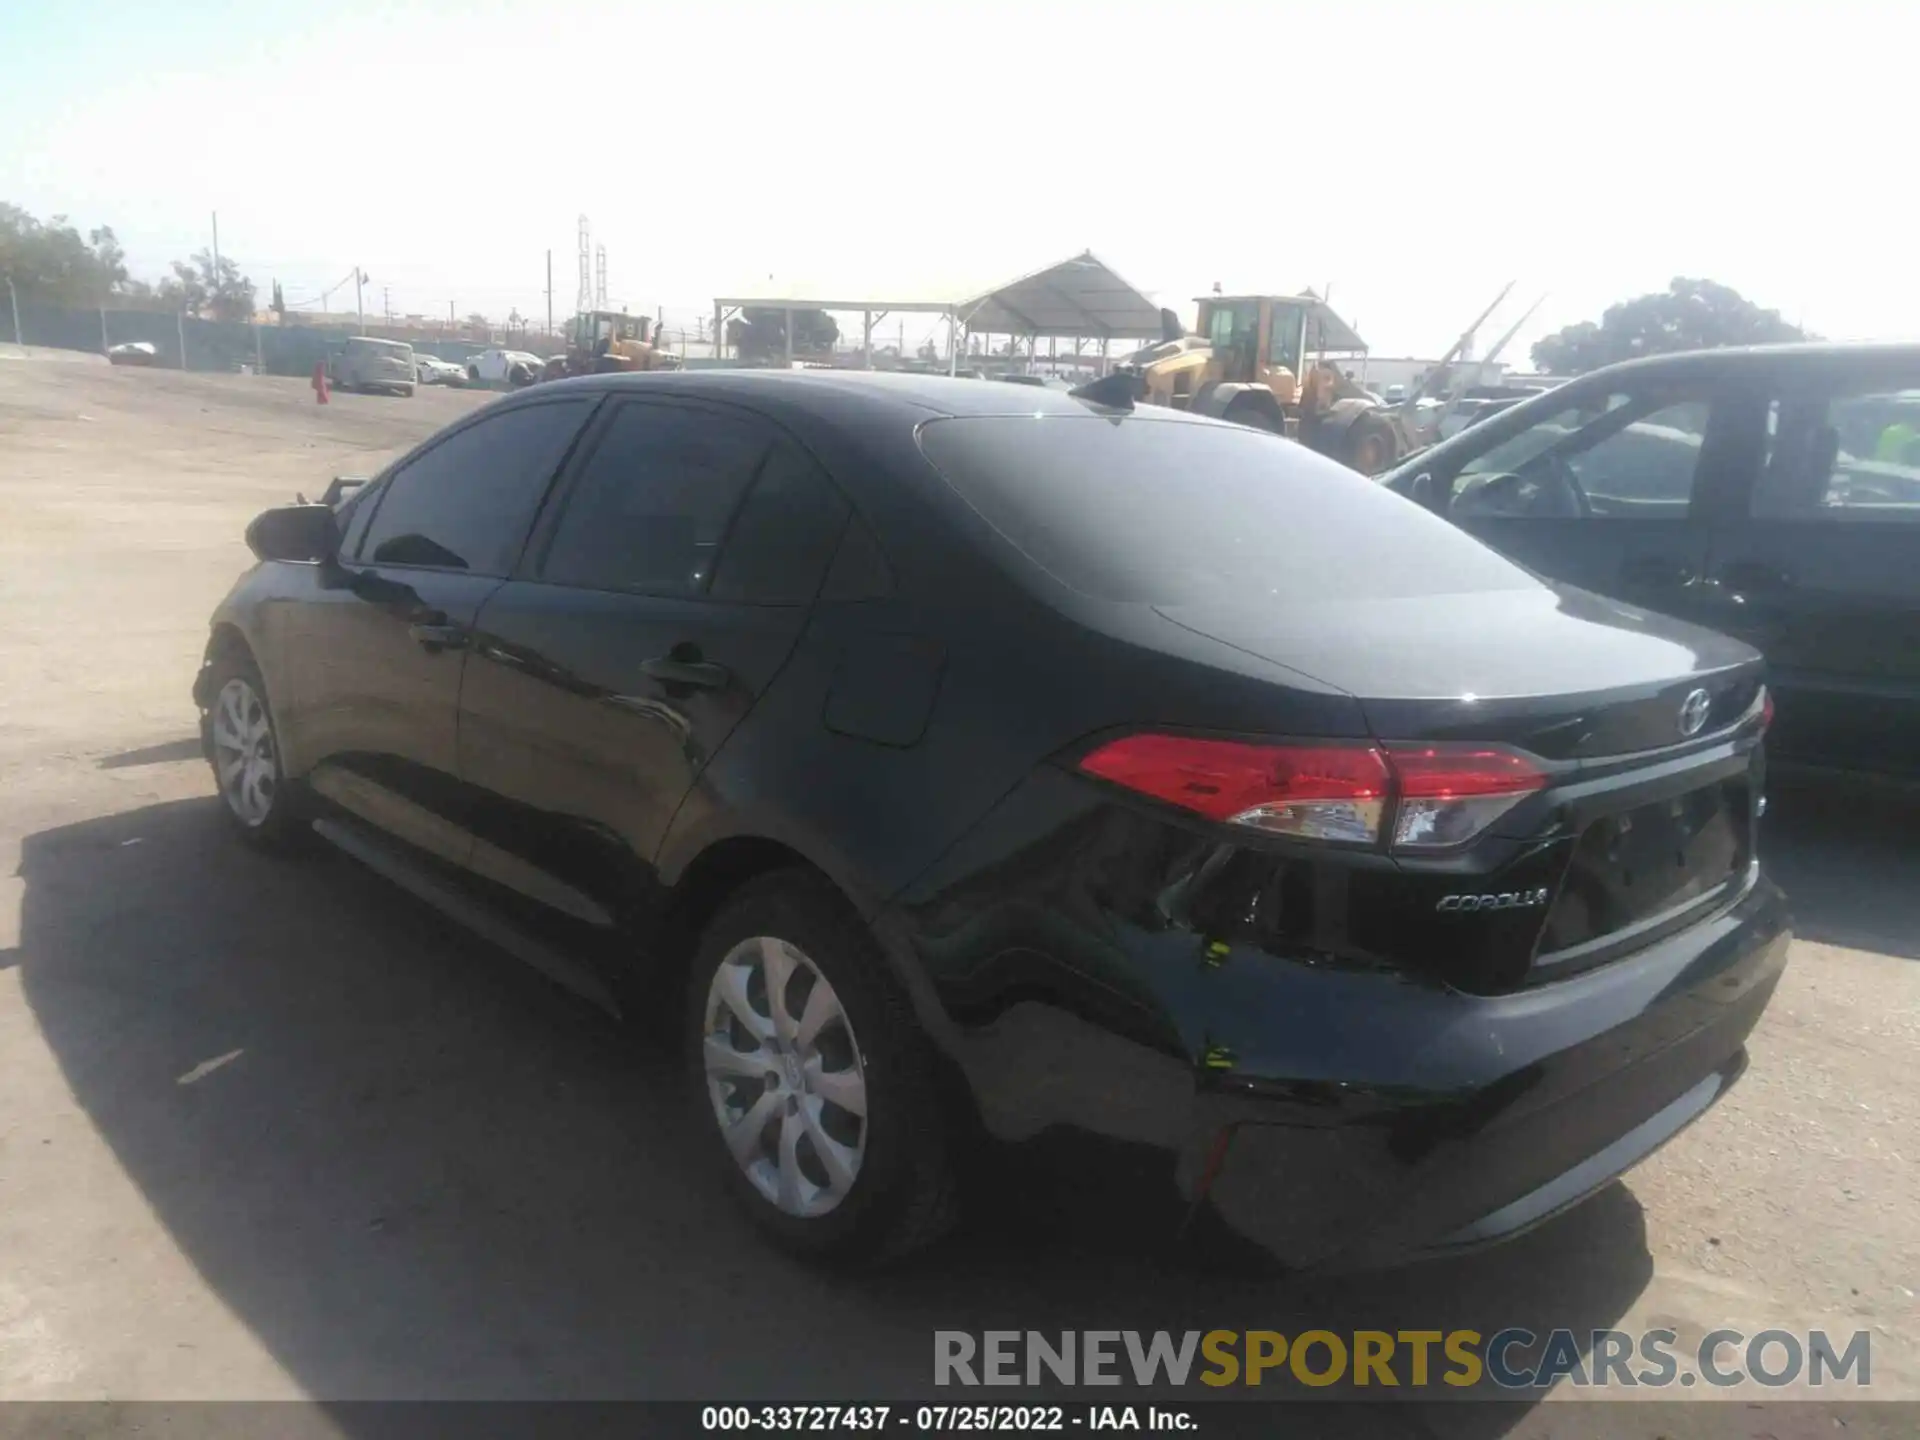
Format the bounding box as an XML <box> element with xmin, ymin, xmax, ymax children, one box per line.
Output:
<box><xmin>312</xmin><ymin>360</ymin><xmax>330</xmax><ymax>405</ymax></box>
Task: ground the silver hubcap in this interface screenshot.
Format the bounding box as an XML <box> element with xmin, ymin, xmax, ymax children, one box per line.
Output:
<box><xmin>702</xmin><ymin>936</ymin><xmax>867</xmax><ymax>1218</ymax></box>
<box><xmin>211</xmin><ymin>677</ymin><xmax>277</xmax><ymax>827</ymax></box>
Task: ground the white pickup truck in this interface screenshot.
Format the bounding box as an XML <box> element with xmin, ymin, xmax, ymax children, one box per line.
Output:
<box><xmin>465</xmin><ymin>349</ymin><xmax>546</xmax><ymax>388</ymax></box>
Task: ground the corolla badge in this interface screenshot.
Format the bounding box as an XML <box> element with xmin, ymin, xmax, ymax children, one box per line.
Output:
<box><xmin>1678</xmin><ymin>688</ymin><xmax>1712</xmax><ymax>738</ymax></box>
<box><xmin>1436</xmin><ymin>888</ymin><xmax>1551</xmax><ymax>913</ymax></box>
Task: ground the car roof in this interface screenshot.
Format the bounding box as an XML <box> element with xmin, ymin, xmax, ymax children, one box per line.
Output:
<box><xmin>1555</xmin><ymin>340</ymin><xmax>1920</xmax><ymax>382</ymax></box>
<box><xmin>532</xmin><ymin>367</ymin><xmax>1223</xmax><ymax>424</ymax></box>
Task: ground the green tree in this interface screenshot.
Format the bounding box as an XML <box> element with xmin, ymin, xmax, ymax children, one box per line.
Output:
<box><xmin>726</xmin><ymin>307</ymin><xmax>839</xmax><ymax>361</ymax></box>
<box><xmin>165</xmin><ymin>248</ymin><xmax>255</xmax><ymax>322</ymax></box>
<box><xmin>0</xmin><ymin>203</ymin><xmax>128</xmax><ymax>304</ymax></box>
<box><xmin>1531</xmin><ymin>279</ymin><xmax>1807</xmax><ymax>375</ymax></box>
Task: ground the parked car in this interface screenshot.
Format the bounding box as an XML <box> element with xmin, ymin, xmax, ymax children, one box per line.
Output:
<box><xmin>1436</xmin><ymin>395</ymin><xmax>1524</xmax><ymax>440</ymax></box>
<box><xmin>414</xmin><ymin>354</ymin><xmax>466</xmax><ymax>386</ymax></box>
<box><xmin>466</xmin><ymin>348</ymin><xmax>545</xmax><ymax>388</ymax></box>
<box><xmin>106</xmin><ymin>340</ymin><xmax>159</xmax><ymax>367</ymax></box>
<box><xmin>328</xmin><ymin>336</ymin><xmax>415</xmax><ymax>396</ymax></box>
<box><xmin>1382</xmin><ymin>343</ymin><xmax>1920</xmax><ymax>780</ymax></box>
<box><xmin>195</xmin><ymin>371</ymin><xmax>1787</xmax><ymax>1267</ymax></box>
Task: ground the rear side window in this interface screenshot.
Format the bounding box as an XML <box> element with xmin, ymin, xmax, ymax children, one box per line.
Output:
<box><xmin>916</xmin><ymin>415</ymin><xmax>1536</xmax><ymax>605</ymax></box>
<box><xmin>359</xmin><ymin>401</ymin><xmax>591</xmax><ymax>573</ymax></box>
<box><xmin>539</xmin><ymin>401</ymin><xmax>769</xmax><ymax>597</ymax></box>
<box><xmin>709</xmin><ymin>442</ymin><xmax>850</xmax><ymax>604</ymax></box>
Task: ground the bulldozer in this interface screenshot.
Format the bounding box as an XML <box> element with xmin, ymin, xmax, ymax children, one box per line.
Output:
<box><xmin>1113</xmin><ymin>286</ymin><xmax>1525</xmax><ymax>475</ymax></box>
<box><xmin>542</xmin><ymin>309</ymin><xmax>679</xmax><ymax>381</ymax></box>
<box><xmin>1115</xmin><ymin>292</ymin><xmax>1411</xmax><ymax>473</ymax></box>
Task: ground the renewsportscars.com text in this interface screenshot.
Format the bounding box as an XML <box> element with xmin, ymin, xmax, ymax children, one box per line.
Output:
<box><xmin>933</xmin><ymin>1329</ymin><xmax>1872</xmax><ymax>1391</ymax></box>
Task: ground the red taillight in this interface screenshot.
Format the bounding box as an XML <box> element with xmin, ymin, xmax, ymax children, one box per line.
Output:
<box><xmin>1382</xmin><ymin>743</ymin><xmax>1547</xmax><ymax>850</ymax></box>
<box><xmin>1760</xmin><ymin>687</ymin><xmax>1775</xmax><ymax>732</ymax></box>
<box><xmin>1076</xmin><ymin>735</ymin><xmax>1390</xmax><ymax>845</ymax></box>
<box><xmin>1076</xmin><ymin>734</ymin><xmax>1547</xmax><ymax>851</ymax></box>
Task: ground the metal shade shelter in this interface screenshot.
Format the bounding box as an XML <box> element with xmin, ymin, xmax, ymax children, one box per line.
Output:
<box><xmin>711</xmin><ymin>251</ymin><xmax>1164</xmax><ymax>373</ymax></box>
<box><xmin>958</xmin><ymin>252</ymin><xmax>1166</xmax><ymax>341</ymax></box>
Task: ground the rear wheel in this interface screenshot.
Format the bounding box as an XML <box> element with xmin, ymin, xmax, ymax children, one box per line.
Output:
<box><xmin>686</xmin><ymin>871</ymin><xmax>956</xmax><ymax>1265</ymax></box>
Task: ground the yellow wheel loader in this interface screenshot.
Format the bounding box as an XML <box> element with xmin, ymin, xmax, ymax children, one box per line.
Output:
<box><xmin>1114</xmin><ymin>293</ymin><xmax>1409</xmax><ymax>473</ymax></box>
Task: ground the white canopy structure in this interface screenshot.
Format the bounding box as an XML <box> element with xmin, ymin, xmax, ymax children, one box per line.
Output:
<box><xmin>711</xmin><ymin>251</ymin><xmax>1164</xmax><ymax>373</ymax></box>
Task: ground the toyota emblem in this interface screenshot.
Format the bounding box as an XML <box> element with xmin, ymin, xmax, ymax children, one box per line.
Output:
<box><xmin>1678</xmin><ymin>688</ymin><xmax>1712</xmax><ymax>737</ymax></box>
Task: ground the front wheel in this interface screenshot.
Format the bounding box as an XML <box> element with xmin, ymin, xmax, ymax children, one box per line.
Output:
<box><xmin>202</xmin><ymin>651</ymin><xmax>305</xmax><ymax>851</ymax></box>
<box><xmin>1342</xmin><ymin>412</ymin><xmax>1401</xmax><ymax>475</ymax></box>
<box><xmin>686</xmin><ymin>872</ymin><xmax>956</xmax><ymax>1266</ymax></box>
<box><xmin>1222</xmin><ymin>398</ymin><xmax>1281</xmax><ymax>433</ymax></box>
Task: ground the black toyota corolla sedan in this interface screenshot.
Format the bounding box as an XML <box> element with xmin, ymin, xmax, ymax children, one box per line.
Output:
<box><xmin>195</xmin><ymin>370</ymin><xmax>1790</xmax><ymax>1268</ymax></box>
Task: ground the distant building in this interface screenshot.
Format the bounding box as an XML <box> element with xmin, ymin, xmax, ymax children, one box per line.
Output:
<box><xmin>1345</xmin><ymin>355</ymin><xmax>1510</xmax><ymax>394</ymax></box>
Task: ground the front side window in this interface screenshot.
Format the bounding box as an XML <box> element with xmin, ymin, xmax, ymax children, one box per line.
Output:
<box><xmin>539</xmin><ymin>401</ymin><xmax>771</xmax><ymax>597</ymax></box>
<box><xmin>1268</xmin><ymin>305</ymin><xmax>1305</xmax><ymax>372</ymax></box>
<box><xmin>1205</xmin><ymin>303</ymin><xmax>1258</xmax><ymax>351</ymax></box>
<box><xmin>358</xmin><ymin>401</ymin><xmax>591</xmax><ymax>573</ymax></box>
<box><xmin>1450</xmin><ymin>391</ymin><xmax>1707</xmax><ymax>519</ymax></box>
<box><xmin>1756</xmin><ymin>382</ymin><xmax>1920</xmax><ymax>523</ymax></box>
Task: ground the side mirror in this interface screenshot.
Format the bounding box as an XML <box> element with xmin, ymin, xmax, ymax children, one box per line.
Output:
<box><xmin>246</xmin><ymin>504</ymin><xmax>339</xmax><ymax>564</ymax></box>
<box><xmin>321</xmin><ymin>475</ymin><xmax>369</xmax><ymax>507</ymax></box>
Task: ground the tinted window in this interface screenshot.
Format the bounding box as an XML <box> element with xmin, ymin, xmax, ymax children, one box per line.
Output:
<box><xmin>1757</xmin><ymin>386</ymin><xmax>1920</xmax><ymax>523</ymax></box>
<box><xmin>359</xmin><ymin>401</ymin><xmax>590</xmax><ymax>573</ymax></box>
<box><xmin>819</xmin><ymin>517</ymin><xmax>893</xmax><ymax>603</ymax></box>
<box><xmin>540</xmin><ymin>401</ymin><xmax>769</xmax><ymax>597</ymax></box>
<box><xmin>709</xmin><ymin>443</ymin><xmax>850</xmax><ymax>604</ymax></box>
<box><xmin>917</xmin><ymin>415</ymin><xmax>1534</xmax><ymax>605</ymax></box>
<box><xmin>1452</xmin><ymin>393</ymin><xmax>1706</xmax><ymax>518</ymax></box>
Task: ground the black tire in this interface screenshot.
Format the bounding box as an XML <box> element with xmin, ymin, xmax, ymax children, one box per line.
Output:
<box><xmin>684</xmin><ymin>870</ymin><xmax>957</xmax><ymax>1266</ymax></box>
<box><xmin>467</xmin><ymin>367</ymin><xmax>481</xmax><ymax>385</ymax></box>
<box><xmin>1223</xmin><ymin>397</ymin><xmax>1281</xmax><ymax>433</ymax></box>
<box><xmin>200</xmin><ymin>647</ymin><xmax>307</xmax><ymax>853</ymax></box>
<box><xmin>1342</xmin><ymin>412</ymin><xmax>1401</xmax><ymax>475</ymax></box>
<box><xmin>402</xmin><ymin>385</ymin><xmax>415</xmax><ymax>397</ymax></box>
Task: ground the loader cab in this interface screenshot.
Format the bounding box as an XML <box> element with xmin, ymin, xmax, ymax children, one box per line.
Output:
<box><xmin>574</xmin><ymin>310</ymin><xmax>653</xmax><ymax>354</ymax></box>
<box><xmin>1196</xmin><ymin>295</ymin><xmax>1310</xmax><ymax>403</ymax></box>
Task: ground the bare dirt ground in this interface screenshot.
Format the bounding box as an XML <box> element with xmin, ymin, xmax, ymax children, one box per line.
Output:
<box><xmin>0</xmin><ymin>355</ymin><xmax>1914</xmax><ymax>1431</ymax></box>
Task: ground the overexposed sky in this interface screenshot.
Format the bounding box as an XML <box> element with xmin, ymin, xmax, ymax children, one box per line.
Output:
<box><xmin>5</xmin><ymin>0</ymin><xmax>1909</xmax><ymax>357</ymax></box>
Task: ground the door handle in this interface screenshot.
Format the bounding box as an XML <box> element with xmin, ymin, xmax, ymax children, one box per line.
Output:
<box><xmin>1620</xmin><ymin>555</ymin><xmax>1697</xmax><ymax>588</ymax></box>
<box><xmin>641</xmin><ymin>654</ymin><xmax>730</xmax><ymax>689</ymax></box>
<box><xmin>408</xmin><ymin>623</ymin><xmax>470</xmax><ymax>652</ymax></box>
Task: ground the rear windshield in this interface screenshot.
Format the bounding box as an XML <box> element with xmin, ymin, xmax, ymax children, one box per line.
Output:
<box><xmin>348</xmin><ymin>337</ymin><xmax>412</xmax><ymax>356</ymax></box>
<box><xmin>916</xmin><ymin>415</ymin><xmax>1538</xmax><ymax>605</ymax></box>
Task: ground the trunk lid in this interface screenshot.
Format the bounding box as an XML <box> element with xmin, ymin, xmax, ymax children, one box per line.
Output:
<box><xmin>1158</xmin><ymin>583</ymin><xmax>1768</xmax><ymax>992</ymax></box>
<box><xmin>1154</xmin><ymin>582</ymin><xmax>1764</xmax><ymax>759</ymax></box>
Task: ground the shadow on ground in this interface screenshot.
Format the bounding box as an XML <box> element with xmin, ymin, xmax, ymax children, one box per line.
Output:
<box><xmin>11</xmin><ymin>798</ymin><xmax>1675</xmax><ymax>1425</ymax></box>
<box><xmin>1764</xmin><ymin>774</ymin><xmax>1919</xmax><ymax>960</ymax></box>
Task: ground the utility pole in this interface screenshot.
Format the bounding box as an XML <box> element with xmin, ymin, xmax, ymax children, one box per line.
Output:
<box><xmin>355</xmin><ymin>267</ymin><xmax>365</xmax><ymax>334</ymax></box>
<box><xmin>211</xmin><ymin>212</ymin><xmax>220</xmax><ymax>281</ymax></box>
<box><xmin>7</xmin><ymin>275</ymin><xmax>22</xmax><ymax>350</ymax></box>
<box><xmin>383</xmin><ymin>286</ymin><xmax>391</xmax><ymax>326</ymax></box>
<box><xmin>177</xmin><ymin>309</ymin><xmax>187</xmax><ymax>369</ymax></box>
<box><xmin>545</xmin><ymin>249</ymin><xmax>553</xmax><ymax>336</ymax></box>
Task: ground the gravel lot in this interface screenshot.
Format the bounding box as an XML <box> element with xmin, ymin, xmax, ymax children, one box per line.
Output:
<box><xmin>0</xmin><ymin>353</ymin><xmax>1914</xmax><ymax>1428</ymax></box>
